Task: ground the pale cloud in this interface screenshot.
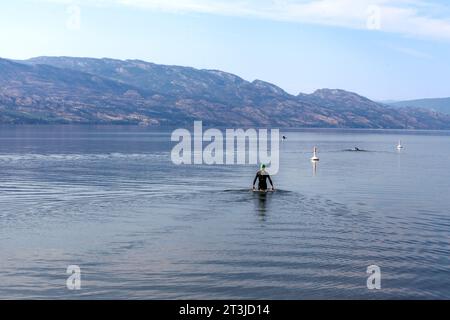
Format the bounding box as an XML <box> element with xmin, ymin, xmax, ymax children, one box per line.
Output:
<box><xmin>39</xmin><ymin>0</ymin><xmax>450</xmax><ymax>41</ymax></box>
<box><xmin>388</xmin><ymin>45</ymin><xmax>433</xmax><ymax>59</ymax></box>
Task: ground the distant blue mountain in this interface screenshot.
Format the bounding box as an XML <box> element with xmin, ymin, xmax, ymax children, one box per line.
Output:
<box><xmin>389</xmin><ymin>98</ymin><xmax>450</xmax><ymax>115</ymax></box>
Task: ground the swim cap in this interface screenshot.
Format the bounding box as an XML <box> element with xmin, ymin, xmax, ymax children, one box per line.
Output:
<box><xmin>260</xmin><ymin>164</ymin><xmax>266</xmax><ymax>170</ymax></box>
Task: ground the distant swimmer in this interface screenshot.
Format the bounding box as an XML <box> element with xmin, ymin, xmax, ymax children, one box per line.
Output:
<box><xmin>344</xmin><ymin>147</ymin><xmax>366</xmax><ymax>152</ymax></box>
<box><xmin>252</xmin><ymin>164</ymin><xmax>275</xmax><ymax>192</ymax></box>
<box><xmin>282</xmin><ymin>136</ymin><xmax>287</xmax><ymax>140</ymax></box>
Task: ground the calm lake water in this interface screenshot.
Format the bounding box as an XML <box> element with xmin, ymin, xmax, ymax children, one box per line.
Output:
<box><xmin>0</xmin><ymin>125</ymin><xmax>449</xmax><ymax>299</ymax></box>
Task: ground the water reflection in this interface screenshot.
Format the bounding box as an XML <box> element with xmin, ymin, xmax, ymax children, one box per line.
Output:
<box><xmin>312</xmin><ymin>160</ymin><xmax>318</xmax><ymax>176</ymax></box>
<box><xmin>253</xmin><ymin>191</ymin><xmax>272</xmax><ymax>220</ymax></box>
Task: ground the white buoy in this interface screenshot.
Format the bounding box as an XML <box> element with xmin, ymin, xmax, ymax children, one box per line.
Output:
<box><xmin>311</xmin><ymin>147</ymin><xmax>320</xmax><ymax>162</ymax></box>
<box><xmin>397</xmin><ymin>140</ymin><xmax>404</xmax><ymax>150</ymax></box>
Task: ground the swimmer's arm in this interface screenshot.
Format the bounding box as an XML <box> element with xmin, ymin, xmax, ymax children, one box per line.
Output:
<box><xmin>252</xmin><ymin>173</ymin><xmax>259</xmax><ymax>189</ymax></box>
<box><xmin>268</xmin><ymin>175</ymin><xmax>274</xmax><ymax>190</ymax></box>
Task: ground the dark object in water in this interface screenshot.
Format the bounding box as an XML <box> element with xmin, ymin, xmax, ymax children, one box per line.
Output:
<box><xmin>344</xmin><ymin>147</ymin><xmax>368</xmax><ymax>152</ymax></box>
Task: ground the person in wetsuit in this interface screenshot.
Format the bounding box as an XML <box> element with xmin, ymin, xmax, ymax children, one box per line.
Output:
<box><xmin>252</xmin><ymin>164</ymin><xmax>275</xmax><ymax>191</ymax></box>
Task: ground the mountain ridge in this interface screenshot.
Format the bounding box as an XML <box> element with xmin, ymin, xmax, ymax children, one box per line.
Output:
<box><xmin>389</xmin><ymin>97</ymin><xmax>450</xmax><ymax>115</ymax></box>
<box><xmin>0</xmin><ymin>56</ymin><xmax>449</xmax><ymax>129</ymax></box>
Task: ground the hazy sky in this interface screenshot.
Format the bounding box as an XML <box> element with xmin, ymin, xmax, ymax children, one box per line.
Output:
<box><xmin>1</xmin><ymin>0</ymin><xmax>450</xmax><ymax>100</ymax></box>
